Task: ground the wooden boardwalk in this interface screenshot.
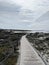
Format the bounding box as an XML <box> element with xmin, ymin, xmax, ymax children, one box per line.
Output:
<box><xmin>19</xmin><ymin>35</ymin><xmax>45</xmax><ymax>65</ymax></box>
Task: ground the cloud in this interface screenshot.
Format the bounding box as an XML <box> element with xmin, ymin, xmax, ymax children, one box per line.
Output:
<box><xmin>0</xmin><ymin>1</ymin><xmax>35</xmax><ymax>22</ymax></box>
<box><xmin>0</xmin><ymin>1</ymin><xmax>33</xmax><ymax>29</ymax></box>
<box><xmin>29</xmin><ymin>11</ymin><xmax>49</xmax><ymax>31</ymax></box>
<box><xmin>0</xmin><ymin>0</ymin><xmax>49</xmax><ymax>30</ymax></box>
<box><xmin>34</xmin><ymin>11</ymin><xmax>49</xmax><ymax>22</ymax></box>
<box><xmin>0</xmin><ymin>1</ymin><xmax>21</xmax><ymax>13</ymax></box>
<box><xmin>0</xmin><ymin>22</ymin><xmax>31</xmax><ymax>30</ymax></box>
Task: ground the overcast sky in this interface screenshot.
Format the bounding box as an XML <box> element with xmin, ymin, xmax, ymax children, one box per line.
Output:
<box><xmin>0</xmin><ymin>0</ymin><xmax>49</xmax><ymax>31</ymax></box>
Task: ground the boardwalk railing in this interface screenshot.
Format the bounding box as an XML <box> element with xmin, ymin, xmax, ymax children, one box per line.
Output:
<box><xmin>31</xmin><ymin>43</ymin><xmax>48</xmax><ymax>65</ymax></box>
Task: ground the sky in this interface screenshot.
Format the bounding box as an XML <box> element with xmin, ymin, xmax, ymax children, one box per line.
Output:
<box><xmin>0</xmin><ymin>0</ymin><xmax>49</xmax><ymax>31</ymax></box>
